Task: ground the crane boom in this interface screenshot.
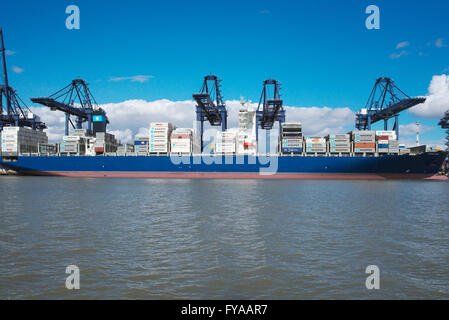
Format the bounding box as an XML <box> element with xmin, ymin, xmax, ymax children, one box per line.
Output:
<box><xmin>355</xmin><ymin>77</ymin><xmax>425</xmax><ymax>139</ymax></box>
<box><xmin>31</xmin><ymin>79</ymin><xmax>108</xmax><ymax>135</ymax></box>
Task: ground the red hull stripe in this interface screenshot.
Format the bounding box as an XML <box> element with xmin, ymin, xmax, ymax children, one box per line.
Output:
<box><xmin>22</xmin><ymin>171</ymin><xmax>448</xmax><ymax>180</ymax></box>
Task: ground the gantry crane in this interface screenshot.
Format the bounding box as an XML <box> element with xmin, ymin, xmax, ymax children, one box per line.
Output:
<box><xmin>355</xmin><ymin>77</ymin><xmax>425</xmax><ymax>139</ymax></box>
<box><xmin>0</xmin><ymin>28</ymin><xmax>46</xmax><ymax>131</ymax></box>
<box><xmin>31</xmin><ymin>79</ymin><xmax>108</xmax><ymax>136</ymax></box>
<box><xmin>255</xmin><ymin>79</ymin><xmax>285</xmax><ymax>152</ymax></box>
<box><xmin>193</xmin><ymin>75</ymin><xmax>227</xmax><ymax>152</ymax></box>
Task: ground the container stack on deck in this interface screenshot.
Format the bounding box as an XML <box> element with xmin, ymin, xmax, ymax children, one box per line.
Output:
<box><xmin>170</xmin><ymin>128</ymin><xmax>200</xmax><ymax>154</ymax></box>
<box><xmin>389</xmin><ymin>140</ymin><xmax>400</xmax><ymax>154</ymax></box>
<box><xmin>216</xmin><ymin>131</ymin><xmax>236</xmax><ymax>154</ymax></box>
<box><xmin>149</xmin><ymin>122</ymin><xmax>173</xmax><ymax>153</ymax></box>
<box><xmin>1</xmin><ymin>127</ymin><xmax>48</xmax><ymax>156</ymax></box>
<box><xmin>59</xmin><ymin>129</ymin><xmax>93</xmax><ymax>155</ymax></box>
<box><xmin>280</xmin><ymin>123</ymin><xmax>303</xmax><ymax>154</ymax></box>
<box><xmin>327</xmin><ymin>134</ymin><xmax>351</xmax><ymax>154</ymax></box>
<box><xmin>38</xmin><ymin>143</ymin><xmax>57</xmax><ymax>155</ymax></box>
<box><xmin>60</xmin><ymin>136</ymin><xmax>87</xmax><ymax>154</ymax></box>
<box><xmin>375</xmin><ymin>131</ymin><xmax>396</xmax><ymax>154</ymax></box>
<box><xmin>117</xmin><ymin>144</ymin><xmax>134</xmax><ymax>155</ymax></box>
<box><xmin>352</xmin><ymin>131</ymin><xmax>376</xmax><ymax>153</ymax></box>
<box><xmin>305</xmin><ymin>136</ymin><xmax>326</xmax><ymax>154</ymax></box>
<box><xmin>94</xmin><ymin>132</ymin><xmax>118</xmax><ymax>154</ymax></box>
<box><xmin>134</xmin><ymin>136</ymin><xmax>149</xmax><ymax>155</ymax></box>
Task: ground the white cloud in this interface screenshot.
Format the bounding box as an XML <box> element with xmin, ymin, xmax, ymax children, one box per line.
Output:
<box><xmin>12</xmin><ymin>66</ymin><xmax>24</xmax><ymax>74</ymax></box>
<box><xmin>399</xmin><ymin>123</ymin><xmax>434</xmax><ymax>136</ymax></box>
<box><xmin>396</xmin><ymin>41</ymin><xmax>410</xmax><ymax>49</ymax></box>
<box><xmin>5</xmin><ymin>50</ymin><xmax>15</xmax><ymax>56</ymax></box>
<box><xmin>389</xmin><ymin>50</ymin><xmax>408</xmax><ymax>59</ymax></box>
<box><xmin>30</xmin><ymin>99</ymin><xmax>355</xmax><ymax>143</ymax></box>
<box><xmin>409</xmin><ymin>74</ymin><xmax>449</xmax><ymax>118</ymax></box>
<box><xmin>109</xmin><ymin>75</ymin><xmax>154</xmax><ymax>83</ymax></box>
<box><xmin>435</xmin><ymin>38</ymin><xmax>447</xmax><ymax>48</ymax></box>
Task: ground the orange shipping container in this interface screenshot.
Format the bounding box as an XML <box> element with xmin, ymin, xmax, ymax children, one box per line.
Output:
<box><xmin>354</xmin><ymin>143</ymin><xmax>375</xmax><ymax>148</ymax></box>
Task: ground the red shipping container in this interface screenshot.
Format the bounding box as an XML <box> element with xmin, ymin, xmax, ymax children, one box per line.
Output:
<box><xmin>354</xmin><ymin>143</ymin><xmax>375</xmax><ymax>148</ymax></box>
<box><xmin>95</xmin><ymin>147</ymin><xmax>104</xmax><ymax>152</ymax></box>
<box><xmin>171</xmin><ymin>134</ymin><xmax>190</xmax><ymax>139</ymax></box>
<box><xmin>377</xmin><ymin>135</ymin><xmax>390</xmax><ymax>140</ymax></box>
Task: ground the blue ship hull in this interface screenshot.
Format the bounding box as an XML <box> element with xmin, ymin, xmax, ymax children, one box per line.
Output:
<box><xmin>1</xmin><ymin>152</ymin><xmax>447</xmax><ymax>179</ymax></box>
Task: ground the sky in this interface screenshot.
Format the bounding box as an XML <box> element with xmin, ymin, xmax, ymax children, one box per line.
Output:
<box><xmin>1</xmin><ymin>0</ymin><xmax>449</xmax><ymax>146</ymax></box>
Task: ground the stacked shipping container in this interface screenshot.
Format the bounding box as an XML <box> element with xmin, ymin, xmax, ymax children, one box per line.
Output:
<box><xmin>149</xmin><ymin>122</ymin><xmax>173</xmax><ymax>153</ymax></box>
<box><xmin>94</xmin><ymin>132</ymin><xmax>118</xmax><ymax>154</ymax></box>
<box><xmin>305</xmin><ymin>136</ymin><xmax>326</xmax><ymax>153</ymax></box>
<box><xmin>280</xmin><ymin>123</ymin><xmax>303</xmax><ymax>154</ymax></box>
<box><xmin>216</xmin><ymin>131</ymin><xmax>236</xmax><ymax>153</ymax></box>
<box><xmin>170</xmin><ymin>128</ymin><xmax>200</xmax><ymax>154</ymax></box>
<box><xmin>117</xmin><ymin>144</ymin><xmax>135</xmax><ymax>155</ymax></box>
<box><xmin>375</xmin><ymin>131</ymin><xmax>397</xmax><ymax>153</ymax></box>
<box><xmin>1</xmin><ymin>127</ymin><xmax>48</xmax><ymax>156</ymax></box>
<box><xmin>327</xmin><ymin>134</ymin><xmax>351</xmax><ymax>153</ymax></box>
<box><xmin>38</xmin><ymin>143</ymin><xmax>57</xmax><ymax>155</ymax></box>
<box><xmin>60</xmin><ymin>136</ymin><xmax>87</xmax><ymax>154</ymax></box>
<box><xmin>352</xmin><ymin>131</ymin><xmax>376</xmax><ymax>153</ymax></box>
<box><xmin>134</xmin><ymin>136</ymin><xmax>149</xmax><ymax>155</ymax></box>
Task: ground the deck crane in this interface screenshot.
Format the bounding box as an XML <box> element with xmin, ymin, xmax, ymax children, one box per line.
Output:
<box><xmin>192</xmin><ymin>75</ymin><xmax>227</xmax><ymax>152</ymax></box>
<box><xmin>0</xmin><ymin>28</ymin><xmax>46</xmax><ymax>131</ymax></box>
<box><xmin>255</xmin><ymin>79</ymin><xmax>285</xmax><ymax>153</ymax></box>
<box><xmin>355</xmin><ymin>77</ymin><xmax>425</xmax><ymax>140</ymax></box>
<box><xmin>31</xmin><ymin>79</ymin><xmax>108</xmax><ymax>136</ymax></box>
<box><xmin>439</xmin><ymin>110</ymin><xmax>449</xmax><ymax>150</ymax></box>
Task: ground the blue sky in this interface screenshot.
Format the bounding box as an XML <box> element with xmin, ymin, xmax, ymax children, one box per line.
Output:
<box><xmin>1</xmin><ymin>0</ymin><xmax>448</xmax><ymax>144</ymax></box>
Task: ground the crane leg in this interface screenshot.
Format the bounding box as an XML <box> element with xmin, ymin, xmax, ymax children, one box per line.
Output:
<box><xmin>394</xmin><ymin>114</ymin><xmax>399</xmax><ymax>140</ymax></box>
<box><xmin>266</xmin><ymin>129</ymin><xmax>270</xmax><ymax>154</ymax></box>
<box><xmin>221</xmin><ymin>110</ymin><xmax>227</xmax><ymax>132</ymax></box>
<box><xmin>87</xmin><ymin>114</ymin><xmax>92</xmax><ymax>134</ymax></box>
<box><xmin>65</xmin><ymin>113</ymin><xmax>70</xmax><ymax>136</ymax></box>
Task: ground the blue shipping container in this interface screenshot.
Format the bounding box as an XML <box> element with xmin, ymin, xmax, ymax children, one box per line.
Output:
<box><xmin>134</xmin><ymin>141</ymin><xmax>149</xmax><ymax>145</ymax></box>
<box><xmin>282</xmin><ymin>148</ymin><xmax>303</xmax><ymax>153</ymax></box>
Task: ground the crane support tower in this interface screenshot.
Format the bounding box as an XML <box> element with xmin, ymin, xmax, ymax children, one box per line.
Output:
<box><xmin>193</xmin><ymin>75</ymin><xmax>227</xmax><ymax>152</ymax></box>
<box><xmin>31</xmin><ymin>79</ymin><xmax>108</xmax><ymax>136</ymax></box>
<box><xmin>439</xmin><ymin>110</ymin><xmax>449</xmax><ymax>150</ymax></box>
<box><xmin>255</xmin><ymin>79</ymin><xmax>285</xmax><ymax>153</ymax></box>
<box><xmin>0</xmin><ymin>28</ymin><xmax>46</xmax><ymax>131</ymax></box>
<box><xmin>355</xmin><ymin>77</ymin><xmax>425</xmax><ymax>140</ymax></box>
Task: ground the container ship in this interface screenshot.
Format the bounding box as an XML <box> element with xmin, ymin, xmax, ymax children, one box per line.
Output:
<box><xmin>1</xmin><ymin>119</ymin><xmax>447</xmax><ymax>180</ymax></box>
